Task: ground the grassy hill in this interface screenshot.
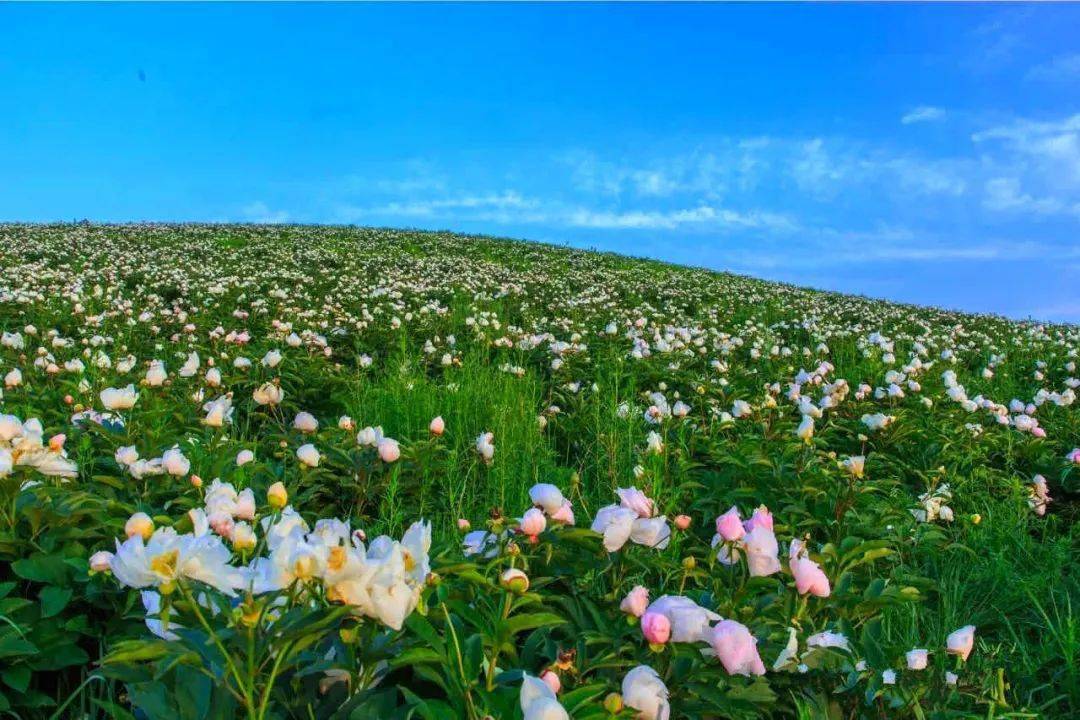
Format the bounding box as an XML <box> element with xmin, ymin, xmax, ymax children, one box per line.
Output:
<box><xmin>0</xmin><ymin>223</ymin><xmax>1077</xmax><ymax>718</ymax></box>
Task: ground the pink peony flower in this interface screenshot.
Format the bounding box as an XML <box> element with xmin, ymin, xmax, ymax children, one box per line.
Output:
<box><xmin>791</xmin><ymin>556</ymin><xmax>831</xmax><ymax>597</ymax></box>
<box><xmin>549</xmin><ymin>501</ymin><xmax>575</xmax><ymax>525</ymax></box>
<box><xmin>539</xmin><ymin>669</ymin><xmax>561</xmax><ymax>694</ymax></box>
<box><xmin>743</xmin><ymin>505</ymin><xmax>774</xmax><ymax>534</ymax></box>
<box><xmin>377</xmin><ymin>438</ymin><xmax>401</xmax><ymax>463</ymax></box>
<box><xmin>641</xmin><ymin>612</ymin><xmax>671</xmax><ymax>645</ymax></box>
<box><xmin>617</xmin><ymin>487</ymin><xmax>654</xmax><ymax>518</ymax></box>
<box><xmin>715</xmin><ymin>506</ymin><xmax>745</xmax><ymax>542</ymax></box>
<box><xmin>620</xmin><ymin>585</ymin><xmax>649</xmax><ymax>617</ymax></box>
<box><xmin>519</xmin><ymin>508</ymin><xmax>547</xmax><ymax>538</ymax></box>
<box><xmin>946</xmin><ymin>625</ymin><xmax>975</xmax><ymax>661</ymax></box>
<box><xmin>709</xmin><ymin>620</ymin><xmax>766</xmax><ymax>676</ymax></box>
<box><xmin>743</xmin><ymin>525</ymin><xmax>781</xmax><ymax>577</ymax></box>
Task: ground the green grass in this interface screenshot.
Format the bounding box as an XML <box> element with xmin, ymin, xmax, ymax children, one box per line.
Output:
<box><xmin>0</xmin><ymin>223</ymin><xmax>1077</xmax><ymax>718</ymax></box>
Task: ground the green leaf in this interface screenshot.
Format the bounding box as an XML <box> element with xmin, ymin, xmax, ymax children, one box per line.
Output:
<box><xmin>0</xmin><ymin>635</ymin><xmax>38</xmax><ymax>661</ymax></box>
<box><xmin>504</xmin><ymin>612</ymin><xmax>566</xmax><ymax>636</ymax></box>
<box><xmin>1</xmin><ymin>666</ymin><xmax>30</xmax><ymax>693</ymax></box>
<box><xmin>11</xmin><ymin>554</ymin><xmax>69</xmax><ymax>586</ymax></box>
<box><xmin>39</xmin><ymin>586</ymin><xmax>73</xmax><ymax>618</ymax></box>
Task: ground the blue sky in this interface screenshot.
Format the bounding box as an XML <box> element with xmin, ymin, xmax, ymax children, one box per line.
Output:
<box><xmin>2</xmin><ymin>3</ymin><xmax>1079</xmax><ymax>322</ymax></box>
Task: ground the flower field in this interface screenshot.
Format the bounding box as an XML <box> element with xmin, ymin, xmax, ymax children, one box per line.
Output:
<box><xmin>0</xmin><ymin>223</ymin><xmax>1077</xmax><ymax>719</ymax></box>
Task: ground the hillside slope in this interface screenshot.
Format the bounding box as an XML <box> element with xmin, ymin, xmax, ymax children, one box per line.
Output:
<box><xmin>0</xmin><ymin>223</ymin><xmax>1077</xmax><ymax>718</ymax></box>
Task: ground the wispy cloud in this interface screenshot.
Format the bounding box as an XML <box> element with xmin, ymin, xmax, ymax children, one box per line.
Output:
<box><xmin>241</xmin><ymin>201</ymin><xmax>289</xmax><ymax>224</ymax></box>
<box><xmin>1026</xmin><ymin>53</ymin><xmax>1080</xmax><ymax>82</ymax></box>
<box><xmin>901</xmin><ymin>106</ymin><xmax>946</xmax><ymax>125</ymax></box>
<box><xmin>564</xmin><ymin>205</ymin><xmax>797</xmax><ymax>231</ymax></box>
<box><xmin>973</xmin><ymin>114</ymin><xmax>1080</xmax><ymax>217</ymax></box>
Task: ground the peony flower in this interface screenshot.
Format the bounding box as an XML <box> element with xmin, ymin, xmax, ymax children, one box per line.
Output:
<box><xmin>743</xmin><ymin>525</ymin><xmax>781</xmax><ymax>577</ymax></box>
<box><xmin>630</xmin><ymin>516</ymin><xmax>671</xmax><ymax>549</ymax></box>
<box><xmin>519</xmin><ymin>508</ymin><xmax>547</xmax><ymax>539</ymax></box>
<box><xmin>842</xmin><ymin>455</ymin><xmax>865</xmax><ymax>478</ymax></box>
<box><xmin>253</xmin><ymin>382</ymin><xmax>284</xmax><ymax>406</ymax></box>
<box><xmin>267</xmin><ymin>481</ymin><xmax>288</xmax><ymax>509</ymax></box>
<box><xmin>429</xmin><ymin>416</ymin><xmax>445</xmax><ymax>436</ymax></box>
<box><xmin>641</xmin><ymin>612</ymin><xmax>671</xmax><ymax>644</ymax></box>
<box><xmin>377</xmin><ymin>438</ymin><xmax>401</xmax><ymax>463</ymax></box>
<box><xmin>645</xmin><ymin>595</ymin><xmax>720</xmax><ymax>643</ymax></box>
<box><xmin>233</xmin><ymin>489</ymin><xmax>256</xmax><ymax>520</ymax></box>
<box><xmin>202</xmin><ymin>395</ymin><xmax>233</xmax><ymax>427</ymax></box>
<box><xmin>475</xmin><ymin>432</ymin><xmax>495</xmax><ymax>463</ymax></box>
<box><xmin>549</xmin><ymin>501</ymin><xmax>575</xmax><ymax>525</ymax></box>
<box><xmin>796</xmin><ymin>414</ymin><xmax>814</xmax><ymax>442</ymax></box>
<box><xmin>946</xmin><ymin>625</ymin><xmax>975</xmax><ymax>661</ymax></box>
<box><xmin>89</xmin><ymin>550</ymin><xmax>114</xmax><ymax>573</ymax></box>
<box><xmin>710</xmin><ymin>620</ymin><xmax>766</xmax><ymax>676</ymax></box>
<box><xmin>145</xmin><ymin>360</ymin><xmax>167</xmax><ymax>387</ymax></box>
<box><xmin>529</xmin><ymin>483</ymin><xmax>566</xmax><ymax>515</ymax></box>
<box><xmin>293</xmin><ymin>412</ymin><xmax>319</xmax><ymax>433</ymax></box>
<box><xmin>100</xmin><ymin>384</ymin><xmax>139</xmax><ymax>410</ymax></box>
<box><xmin>296</xmin><ymin>444</ymin><xmax>320</xmax><ymax>468</ymax></box>
<box><xmin>591</xmin><ymin>504</ymin><xmax>637</xmax><ymax>552</ymax></box>
<box><xmin>236</xmin><ymin>449</ymin><xmax>255</xmax><ymax>466</ymax></box>
<box><xmin>124</xmin><ymin>512</ymin><xmax>154</xmax><ymax>540</ymax></box>
<box><xmin>715</xmin><ymin>506</ymin><xmax>744</xmax><ymax>542</ymax></box>
<box><xmin>906</xmin><ymin>648</ymin><xmax>929</xmax><ymax>670</ymax></box>
<box><xmin>179</xmin><ymin>352</ymin><xmax>199</xmax><ymax>378</ymax></box>
<box><xmin>462</xmin><ymin>530</ymin><xmax>499</xmax><ymax>558</ymax></box>
<box><xmin>621</xmin><ymin>665</ymin><xmax>670</xmax><ymax>720</ymax></box>
<box><xmin>500</xmin><ymin>567</ymin><xmax>529</xmax><ymax>593</ymax></box>
<box><xmin>162</xmin><ymin>447</ymin><xmax>191</xmax><ymax>477</ymax></box>
<box><xmin>790</xmin><ymin>546</ymin><xmax>831</xmax><ymax>597</ymax></box>
<box><xmin>115</xmin><ymin>445</ymin><xmax>139</xmax><ymax>467</ymax></box>
<box><xmin>617</xmin><ymin>487</ymin><xmax>654</xmax><ymax>518</ymax></box>
<box><xmin>620</xmin><ymin>585</ymin><xmax>649</xmax><ymax>617</ymax></box>
<box><xmin>807</xmin><ymin>631</ymin><xmax>850</xmax><ymax>651</ymax></box>
<box><xmin>520</xmin><ymin>675</ymin><xmax>569</xmax><ymax>720</ymax></box>
<box><xmin>743</xmin><ymin>505</ymin><xmax>773</xmax><ymax>533</ymax></box>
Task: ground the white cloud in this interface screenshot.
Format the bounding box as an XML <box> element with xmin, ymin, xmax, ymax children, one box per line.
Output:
<box><xmin>564</xmin><ymin>205</ymin><xmax>795</xmax><ymax>231</ymax></box>
<box><xmin>983</xmin><ymin>177</ymin><xmax>1079</xmax><ymax>217</ymax></box>
<box><xmin>345</xmin><ymin>191</ymin><xmax>539</xmax><ymax>219</ymax></box>
<box><xmin>901</xmin><ymin>106</ymin><xmax>946</xmax><ymax>125</ymax></box>
<box><xmin>240</xmin><ymin>201</ymin><xmax>289</xmax><ymax>224</ymax></box>
<box><xmin>974</xmin><ymin>114</ymin><xmax>1080</xmax><ymax>217</ymax></box>
<box><xmin>1026</xmin><ymin>54</ymin><xmax>1080</xmax><ymax>82</ymax></box>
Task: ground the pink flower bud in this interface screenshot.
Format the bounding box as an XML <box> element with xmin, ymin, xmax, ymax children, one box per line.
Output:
<box><xmin>641</xmin><ymin>612</ymin><xmax>671</xmax><ymax>644</ymax></box>
<box><xmin>540</xmin><ymin>669</ymin><xmax>561</xmax><ymax>694</ymax></box>
<box><xmin>519</xmin><ymin>508</ymin><xmax>547</xmax><ymax>538</ymax></box>
<box><xmin>620</xmin><ymin>585</ymin><xmax>649</xmax><ymax>617</ymax></box>
<box><xmin>715</xmin><ymin>506</ymin><xmax>744</xmax><ymax>541</ymax></box>
<box><xmin>377</xmin><ymin>438</ymin><xmax>401</xmax><ymax>463</ymax></box>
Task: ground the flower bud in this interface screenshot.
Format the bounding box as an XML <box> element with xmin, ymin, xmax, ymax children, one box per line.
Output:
<box><xmin>603</xmin><ymin>693</ymin><xmax>624</xmax><ymax>714</ymax></box>
<box><xmin>264</xmin><ymin>483</ymin><xmax>287</xmax><ymax>511</ymax></box>
<box><xmin>124</xmin><ymin>512</ymin><xmax>154</xmax><ymax>540</ymax></box>
<box><xmin>89</xmin><ymin>550</ymin><xmax>113</xmax><ymax>573</ymax></box>
<box><xmin>500</xmin><ymin>567</ymin><xmax>529</xmax><ymax>593</ymax></box>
